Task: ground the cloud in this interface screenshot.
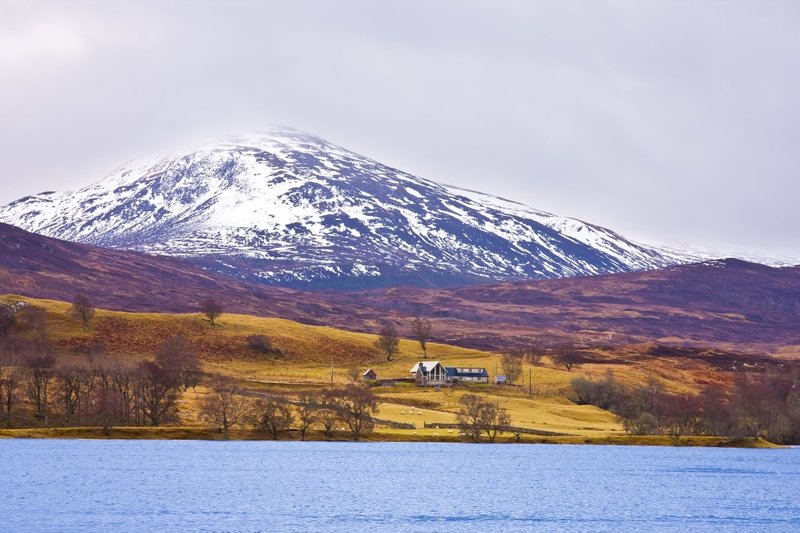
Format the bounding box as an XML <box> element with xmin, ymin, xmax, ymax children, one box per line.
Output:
<box><xmin>0</xmin><ymin>17</ymin><xmax>87</xmax><ymax>71</ymax></box>
<box><xmin>0</xmin><ymin>0</ymin><xmax>798</xmax><ymax>258</ymax></box>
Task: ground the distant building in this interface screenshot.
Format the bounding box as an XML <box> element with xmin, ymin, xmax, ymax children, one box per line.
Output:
<box><xmin>494</xmin><ymin>375</ymin><xmax>508</xmax><ymax>385</ymax></box>
<box><xmin>448</xmin><ymin>367</ymin><xmax>489</xmax><ymax>383</ymax></box>
<box><xmin>410</xmin><ymin>361</ymin><xmax>489</xmax><ymax>385</ymax></box>
<box><xmin>363</xmin><ymin>368</ymin><xmax>377</xmax><ymax>381</ymax></box>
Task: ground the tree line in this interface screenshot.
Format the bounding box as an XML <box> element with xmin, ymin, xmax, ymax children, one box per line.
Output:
<box><xmin>571</xmin><ymin>369</ymin><xmax>800</xmax><ymax>444</ymax></box>
<box><xmin>200</xmin><ymin>382</ymin><xmax>380</xmax><ymax>440</ymax></box>
<box><xmin>0</xmin><ymin>333</ymin><xmax>201</xmax><ymax>433</ymax></box>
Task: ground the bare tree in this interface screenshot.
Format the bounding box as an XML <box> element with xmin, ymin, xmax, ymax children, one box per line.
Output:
<box><xmin>500</xmin><ymin>354</ymin><xmax>523</xmax><ymax>385</ymax></box>
<box><xmin>318</xmin><ymin>389</ymin><xmax>340</xmax><ymax>439</ymax></box>
<box><xmin>327</xmin><ymin>385</ymin><xmax>379</xmax><ymax>440</ymax></box>
<box><xmin>411</xmin><ymin>318</ymin><xmax>432</xmax><ymax>357</ymax></box>
<box><xmin>374</xmin><ymin>321</ymin><xmax>400</xmax><ymax>361</ymax></box>
<box><xmin>554</xmin><ymin>348</ymin><xmax>583</xmax><ymax>372</ymax></box>
<box><xmin>0</xmin><ymin>354</ymin><xmax>20</xmax><ymax>427</ymax></box>
<box><xmin>456</xmin><ymin>394</ymin><xmax>512</xmax><ymax>443</ymax></box>
<box><xmin>91</xmin><ymin>387</ymin><xmax>126</xmax><ymax>435</ymax></box>
<box><xmin>24</xmin><ymin>354</ymin><xmax>56</xmax><ymax>424</ymax></box>
<box><xmin>138</xmin><ymin>360</ymin><xmax>181</xmax><ymax>427</ymax></box>
<box><xmin>658</xmin><ymin>393</ymin><xmax>702</xmax><ymax>441</ymax></box>
<box><xmin>155</xmin><ymin>335</ymin><xmax>201</xmax><ymax>391</ymax></box>
<box><xmin>257</xmin><ymin>398</ymin><xmax>294</xmax><ymax>439</ymax></box>
<box><xmin>522</xmin><ymin>344</ymin><xmax>544</xmax><ymax>366</ymax></box>
<box><xmin>199</xmin><ymin>298</ymin><xmax>223</xmax><ymax>326</ymax></box>
<box><xmin>70</xmin><ymin>294</ymin><xmax>96</xmax><ymax>332</ymax></box>
<box><xmin>456</xmin><ymin>394</ymin><xmax>485</xmax><ymax>443</ymax></box>
<box><xmin>56</xmin><ymin>362</ymin><xmax>95</xmax><ymax>425</ymax></box>
<box><xmin>481</xmin><ymin>401</ymin><xmax>512</xmax><ymax>443</ymax></box>
<box><xmin>92</xmin><ymin>360</ymin><xmax>139</xmax><ymax>428</ymax></box>
<box><xmin>199</xmin><ymin>378</ymin><xmax>252</xmax><ymax>438</ymax></box>
<box><xmin>296</xmin><ymin>392</ymin><xmax>319</xmax><ymax>441</ymax></box>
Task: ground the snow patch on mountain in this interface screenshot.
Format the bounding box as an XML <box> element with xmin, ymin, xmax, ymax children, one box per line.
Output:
<box><xmin>0</xmin><ymin>126</ymin><xmax>698</xmax><ymax>288</ymax></box>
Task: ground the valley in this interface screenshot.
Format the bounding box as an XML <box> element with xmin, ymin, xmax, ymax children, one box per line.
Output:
<box><xmin>0</xmin><ymin>130</ymin><xmax>796</xmax><ymax>446</ymax></box>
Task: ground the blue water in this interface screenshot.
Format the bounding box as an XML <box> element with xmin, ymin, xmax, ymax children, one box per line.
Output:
<box><xmin>0</xmin><ymin>441</ymin><xmax>798</xmax><ymax>532</ymax></box>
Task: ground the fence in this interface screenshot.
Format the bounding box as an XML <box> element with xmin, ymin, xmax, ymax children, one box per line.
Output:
<box><xmin>372</xmin><ymin>417</ymin><xmax>416</xmax><ymax>430</ymax></box>
<box><xmin>423</xmin><ymin>421</ymin><xmax>570</xmax><ymax>437</ymax></box>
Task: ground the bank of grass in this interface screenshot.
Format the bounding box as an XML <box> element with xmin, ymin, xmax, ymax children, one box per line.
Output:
<box><xmin>0</xmin><ymin>427</ymin><xmax>779</xmax><ymax>448</ymax></box>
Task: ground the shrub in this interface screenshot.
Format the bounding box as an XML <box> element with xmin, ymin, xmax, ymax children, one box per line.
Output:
<box><xmin>247</xmin><ymin>334</ymin><xmax>273</xmax><ymax>354</ymax></box>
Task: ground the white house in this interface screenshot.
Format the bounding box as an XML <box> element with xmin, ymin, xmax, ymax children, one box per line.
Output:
<box><xmin>410</xmin><ymin>361</ymin><xmax>449</xmax><ymax>384</ymax></box>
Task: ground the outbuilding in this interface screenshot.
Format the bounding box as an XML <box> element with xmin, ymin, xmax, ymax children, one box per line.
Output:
<box><xmin>447</xmin><ymin>367</ymin><xmax>490</xmax><ymax>383</ymax></box>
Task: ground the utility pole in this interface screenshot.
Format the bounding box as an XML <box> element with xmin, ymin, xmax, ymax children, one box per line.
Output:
<box><xmin>330</xmin><ymin>353</ymin><xmax>334</xmax><ymax>385</ymax></box>
<box><xmin>528</xmin><ymin>366</ymin><xmax>532</xmax><ymax>398</ymax></box>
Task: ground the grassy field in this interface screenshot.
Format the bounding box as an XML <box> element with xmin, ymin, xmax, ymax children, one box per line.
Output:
<box><xmin>1</xmin><ymin>294</ymin><xmax>757</xmax><ymax>445</ymax></box>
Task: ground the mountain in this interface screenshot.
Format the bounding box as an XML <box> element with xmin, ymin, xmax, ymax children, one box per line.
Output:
<box><xmin>0</xmin><ymin>127</ymin><xmax>689</xmax><ymax>289</ymax></box>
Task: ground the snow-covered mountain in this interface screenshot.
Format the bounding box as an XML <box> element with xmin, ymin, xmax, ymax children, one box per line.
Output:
<box><xmin>0</xmin><ymin>127</ymin><xmax>691</xmax><ymax>288</ymax></box>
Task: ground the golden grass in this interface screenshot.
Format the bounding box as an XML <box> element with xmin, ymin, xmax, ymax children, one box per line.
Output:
<box><xmin>7</xmin><ymin>294</ymin><xmax>750</xmax><ymax>444</ymax></box>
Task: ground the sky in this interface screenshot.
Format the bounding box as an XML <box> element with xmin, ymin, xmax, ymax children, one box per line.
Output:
<box><xmin>1</xmin><ymin>0</ymin><xmax>799</xmax><ymax>259</ymax></box>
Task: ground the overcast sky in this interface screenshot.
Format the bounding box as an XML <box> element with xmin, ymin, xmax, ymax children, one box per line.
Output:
<box><xmin>1</xmin><ymin>1</ymin><xmax>799</xmax><ymax>259</ymax></box>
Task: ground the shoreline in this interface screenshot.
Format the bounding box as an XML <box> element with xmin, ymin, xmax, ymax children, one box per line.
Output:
<box><xmin>0</xmin><ymin>427</ymin><xmax>780</xmax><ymax>448</ymax></box>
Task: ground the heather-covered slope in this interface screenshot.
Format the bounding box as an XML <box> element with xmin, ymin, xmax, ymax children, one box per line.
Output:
<box><xmin>328</xmin><ymin>259</ymin><xmax>800</xmax><ymax>355</ymax></box>
<box><xmin>0</xmin><ymin>222</ymin><xmax>299</xmax><ymax>317</ymax></box>
<box><xmin>1</xmin><ymin>223</ymin><xmax>797</xmax><ymax>357</ymax></box>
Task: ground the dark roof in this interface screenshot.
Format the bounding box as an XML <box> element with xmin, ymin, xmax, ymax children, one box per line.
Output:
<box><xmin>445</xmin><ymin>366</ymin><xmax>489</xmax><ymax>378</ymax></box>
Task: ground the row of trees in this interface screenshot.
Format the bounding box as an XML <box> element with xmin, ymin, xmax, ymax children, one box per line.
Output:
<box><xmin>571</xmin><ymin>369</ymin><xmax>800</xmax><ymax>443</ymax></box>
<box><xmin>202</xmin><ymin>385</ymin><xmax>516</xmax><ymax>444</ymax></box>
<box><xmin>0</xmin><ymin>334</ymin><xmax>200</xmax><ymax>432</ymax></box>
<box><xmin>199</xmin><ymin>382</ymin><xmax>380</xmax><ymax>440</ymax></box>
<box><xmin>374</xmin><ymin>318</ymin><xmax>432</xmax><ymax>360</ymax></box>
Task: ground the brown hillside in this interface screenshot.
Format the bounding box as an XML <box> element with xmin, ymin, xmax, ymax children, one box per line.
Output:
<box><xmin>1</xmin><ymin>223</ymin><xmax>798</xmax><ymax>363</ymax></box>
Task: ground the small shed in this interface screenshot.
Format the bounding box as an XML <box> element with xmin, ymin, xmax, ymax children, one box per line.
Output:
<box><xmin>363</xmin><ymin>368</ymin><xmax>377</xmax><ymax>381</ymax></box>
<box><xmin>494</xmin><ymin>375</ymin><xmax>508</xmax><ymax>385</ymax></box>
